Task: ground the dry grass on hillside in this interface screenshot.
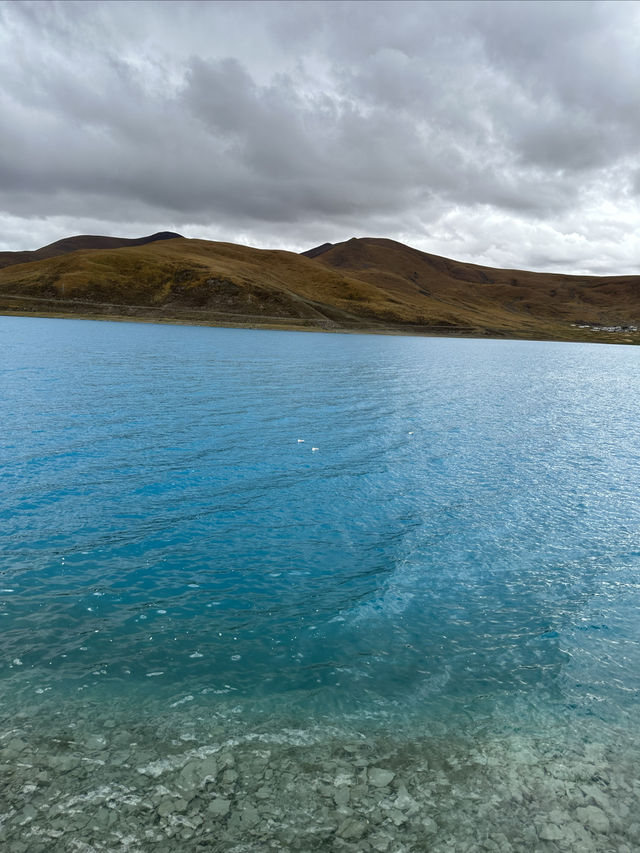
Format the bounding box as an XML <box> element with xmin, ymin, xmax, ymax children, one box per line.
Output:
<box><xmin>1</xmin><ymin>235</ymin><xmax>639</xmax><ymax>343</ymax></box>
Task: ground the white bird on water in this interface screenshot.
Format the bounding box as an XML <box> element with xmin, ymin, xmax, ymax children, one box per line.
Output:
<box><xmin>312</xmin><ymin>447</ymin><xmax>319</xmax><ymax>452</ymax></box>
<box><xmin>297</xmin><ymin>439</ymin><xmax>305</xmax><ymax>443</ymax></box>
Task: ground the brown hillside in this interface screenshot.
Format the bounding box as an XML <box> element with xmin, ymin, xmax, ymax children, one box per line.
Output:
<box><xmin>300</xmin><ymin>243</ymin><xmax>334</xmax><ymax>259</ymax></box>
<box><xmin>0</xmin><ymin>231</ymin><xmax>182</xmax><ymax>270</ymax></box>
<box><xmin>309</xmin><ymin>237</ymin><xmax>640</xmax><ymax>335</ymax></box>
<box><xmin>1</xmin><ymin>233</ymin><xmax>639</xmax><ymax>342</ymax></box>
<box><xmin>0</xmin><ymin>238</ymin><xmax>409</xmax><ymax>331</ymax></box>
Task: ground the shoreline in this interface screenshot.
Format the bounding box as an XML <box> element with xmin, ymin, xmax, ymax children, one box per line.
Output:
<box><xmin>1</xmin><ymin>302</ymin><xmax>637</xmax><ymax>346</ymax></box>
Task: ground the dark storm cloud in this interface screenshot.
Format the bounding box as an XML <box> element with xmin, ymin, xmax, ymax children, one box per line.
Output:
<box><xmin>0</xmin><ymin>0</ymin><xmax>639</xmax><ymax>272</ymax></box>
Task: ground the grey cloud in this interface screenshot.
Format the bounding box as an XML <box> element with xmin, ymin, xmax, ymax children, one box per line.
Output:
<box><xmin>0</xmin><ymin>0</ymin><xmax>638</xmax><ymax>274</ymax></box>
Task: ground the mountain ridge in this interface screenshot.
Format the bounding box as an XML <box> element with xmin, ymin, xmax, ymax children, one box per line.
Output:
<box><xmin>0</xmin><ymin>232</ymin><xmax>638</xmax><ymax>344</ymax></box>
<box><xmin>0</xmin><ymin>231</ymin><xmax>182</xmax><ymax>270</ymax></box>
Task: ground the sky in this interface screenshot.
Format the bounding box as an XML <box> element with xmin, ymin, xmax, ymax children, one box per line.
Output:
<box><xmin>1</xmin><ymin>0</ymin><xmax>639</xmax><ymax>274</ymax></box>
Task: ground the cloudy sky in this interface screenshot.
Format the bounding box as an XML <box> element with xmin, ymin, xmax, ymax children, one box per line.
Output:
<box><xmin>1</xmin><ymin>0</ymin><xmax>639</xmax><ymax>273</ymax></box>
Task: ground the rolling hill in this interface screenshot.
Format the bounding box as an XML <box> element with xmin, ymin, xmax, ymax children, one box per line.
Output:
<box><xmin>305</xmin><ymin>237</ymin><xmax>640</xmax><ymax>339</ymax></box>
<box><xmin>0</xmin><ymin>231</ymin><xmax>182</xmax><ymax>270</ymax></box>
<box><xmin>0</xmin><ymin>233</ymin><xmax>639</xmax><ymax>343</ymax></box>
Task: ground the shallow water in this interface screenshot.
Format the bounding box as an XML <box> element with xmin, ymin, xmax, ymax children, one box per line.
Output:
<box><xmin>1</xmin><ymin>316</ymin><xmax>640</xmax><ymax>851</ymax></box>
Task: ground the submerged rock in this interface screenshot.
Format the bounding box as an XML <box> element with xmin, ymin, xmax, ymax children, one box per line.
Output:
<box><xmin>370</xmin><ymin>834</ymin><xmax>393</xmax><ymax>852</ymax></box>
<box><xmin>85</xmin><ymin>734</ymin><xmax>108</xmax><ymax>751</ymax></box>
<box><xmin>537</xmin><ymin>823</ymin><xmax>564</xmax><ymax>842</ymax></box>
<box><xmin>576</xmin><ymin>804</ymin><xmax>610</xmax><ymax>833</ymax></box>
<box><xmin>47</xmin><ymin>754</ymin><xmax>80</xmax><ymax>772</ymax></box>
<box><xmin>5</xmin><ymin>737</ymin><xmax>27</xmax><ymax>755</ymax></box>
<box><xmin>236</xmin><ymin>803</ymin><xmax>259</xmax><ymax>830</ymax></box>
<box><xmin>334</xmin><ymin>786</ymin><xmax>350</xmax><ymax>807</ymax></box>
<box><xmin>178</xmin><ymin>756</ymin><xmax>218</xmax><ymax>792</ymax></box>
<box><xmin>207</xmin><ymin>797</ymin><xmax>231</xmax><ymax>818</ymax></box>
<box><xmin>393</xmin><ymin>784</ymin><xmax>418</xmax><ymax>811</ymax></box>
<box><xmin>368</xmin><ymin>768</ymin><xmax>395</xmax><ymax>788</ymax></box>
<box><xmin>157</xmin><ymin>797</ymin><xmax>188</xmax><ymax>817</ymax></box>
<box><xmin>337</xmin><ymin>817</ymin><xmax>367</xmax><ymax>839</ymax></box>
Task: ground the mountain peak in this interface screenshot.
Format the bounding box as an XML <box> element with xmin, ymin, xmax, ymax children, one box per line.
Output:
<box><xmin>300</xmin><ymin>242</ymin><xmax>334</xmax><ymax>259</ymax></box>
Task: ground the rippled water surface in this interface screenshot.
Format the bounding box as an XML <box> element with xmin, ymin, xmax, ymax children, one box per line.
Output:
<box><xmin>1</xmin><ymin>316</ymin><xmax>640</xmax><ymax>851</ymax></box>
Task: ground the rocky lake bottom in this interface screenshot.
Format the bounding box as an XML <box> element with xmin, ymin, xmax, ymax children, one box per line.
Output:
<box><xmin>1</xmin><ymin>686</ymin><xmax>638</xmax><ymax>853</ymax></box>
<box><xmin>0</xmin><ymin>676</ymin><xmax>640</xmax><ymax>853</ymax></box>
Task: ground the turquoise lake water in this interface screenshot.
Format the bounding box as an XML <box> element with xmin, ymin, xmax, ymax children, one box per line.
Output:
<box><xmin>1</xmin><ymin>316</ymin><xmax>640</xmax><ymax>851</ymax></box>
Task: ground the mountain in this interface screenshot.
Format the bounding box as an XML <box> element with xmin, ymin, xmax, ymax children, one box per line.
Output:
<box><xmin>300</xmin><ymin>242</ymin><xmax>334</xmax><ymax>259</ymax></box>
<box><xmin>304</xmin><ymin>237</ymin><xmax>640</xmax><ymax>340</ymax></box>
<box><xmin>0</xmin><ymin>233</ymin><xmax>639</xmax><ymax>343</ymax></box>
<box><xmin>0</xmin><ymin>231</ymin><xmax>182</xmax><ymax>270</ymax></box>
<box><xmin>0</xmin><ymin>237</ymin><xmax>401</xmax><ymax>332</ymax></box>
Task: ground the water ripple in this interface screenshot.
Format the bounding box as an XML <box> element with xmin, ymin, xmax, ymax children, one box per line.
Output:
<box><xmin>2</xmin><ymin>318</ymin><xmax>640</xmax><ymax>730</ymax></box>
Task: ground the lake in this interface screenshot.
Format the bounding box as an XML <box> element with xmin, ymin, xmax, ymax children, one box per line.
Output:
<box><xmin>1</xmin><ymin>316</ymin><xmax>639</xmax><ymax>851</ymax></box>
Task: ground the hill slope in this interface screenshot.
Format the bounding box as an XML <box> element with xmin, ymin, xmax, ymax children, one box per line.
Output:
<box><xmin>0</xmin><ymin>234</ymin><xmax>639</xmax><ymax>342</ymax></box>
<box><xmin>0</xmin><ymin>231</ymin><xmax>182</xmax><ymax>270</ymax></box>
<box><xmin>306</xmin><ymin>237</ymin><xmax>640</xmax><ymax>339</ymax></box>
<box><xmin>0</xmin><ymin>237</ymin><xmax>408</xmax><ymax>332</ymax></box>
